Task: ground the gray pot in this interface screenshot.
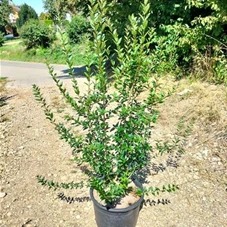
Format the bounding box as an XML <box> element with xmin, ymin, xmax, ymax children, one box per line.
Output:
<box><xmin>90</xmin><ymin>179</ymin><xmax>144</xmax><ymax>227</ymax></box>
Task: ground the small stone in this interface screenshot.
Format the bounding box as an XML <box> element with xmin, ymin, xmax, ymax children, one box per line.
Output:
<box><xmin>194</xmin><ymin>148</ymin><xmax>209</xmax><ymax>160</ymax></box>
<box><xmin>202</xmin><ymin>148</ymin><xmax>209</xmax><ymax>157</ymax></box>
<box><xmin>177</xmin><ymin>89</ymin><xmax>193</xmax><ymax>96</ymax></box>
<box><xmin>194</xmin><ymin>153</ymin><xmax>203</xmax><ymax>160</ymax></box>
<box><xmin>193</xmin><ymin>173</ymin><xmax>200</xmax><ymax>180</ymax></box>
<box><xmin>18</xmin><ymin>146</ymin><xmax>24</xmax><ymax>150</ymax></box>
<box><xmin>26</xmin><ymin>225</ymin><xmax>32</xmax><ymax>227</ymax></box>
<box><xmin>211</xmin><ymin>156</ymin><xmax>221</xmax><ymax>163</ymax></box>
<box><xmin>76</xmin><ymin>215</ymin><xmax>80</xmax><ymax>219</ymax></box>
<box><xmin>0</xmin><ymin>192</ymin><xmax>7</xmax><ymax>198</ymax></box>
<box><xmin>70</xmin><ymin>210</ymin><xmax>75</xmax><ymax>215</ymax></box>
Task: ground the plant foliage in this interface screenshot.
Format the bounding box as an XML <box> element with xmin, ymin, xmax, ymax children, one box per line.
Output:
<box><xmin>61</xmin><ymin>0</ymin><xmax>227</xmax><ymax>84</ymax></box>
<box><xmin>16</xmin><ymin>3</ymin><xmax>38</xmax><ymax>28</ymax></box>
<box><xmin>66</xmin><ymin>14</ymin><xmax>90</xmax><ymax>44</ymax></box>
<box><xmin>43</xmin><ymin>0</ymin><xmax>84</xmax><ymax>23</ymax></box>
<box><xmin>34</xmin><ymin>0</ymin><xmax>179</xmax><ymax>205</ymax></box>
<box><xmin>0</xmin><ymin>0</ymin><xmax>11</xmax><ymax>34</ymax></box>
<box><xmin>20</xmin><ymin>19</ymin><xmax>55</xmax><ymax>49</ymax></box>
<box><xmin>0</xmin><ymin>32</ymin><xmax>5</xmax><ymax>46</ymax></box>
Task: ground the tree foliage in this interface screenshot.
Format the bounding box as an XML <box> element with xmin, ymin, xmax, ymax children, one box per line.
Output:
<box><xmin>39</xmin><ymin>12</ymin><xmax>52</xmax><ymax>20</ymax></box>
<box><xmin>44</xmin><ymin>0</ymin><xmax>227</xmax><ymax>83</ymax></box>
<box><xmin>147</xmin><ymin>0</ymin><xmax>227</xmax><ymax>82</ymax></box>
<box><xmin>43</xmin><ymin>0</ymin><xmax>81</xmax><ymax>22</ymax></box>
<box><xmin>16</xmin><ymin>3</ymin><xmax>38</xmax><ymax>28</ymax></box>
<box><xmin>66</xmin><ymin>14</ymin><xmax>89</xmax><ymax>43</ymax></box>
<box><xmin>20</xmin><ymin>19</ymin><xmax>55</xmax><ymax>49</ymax></box>
<box><xmin>39</xmin><ymin>12</ymin><xmax>53</xmax><ymax>26</ymax></box>
<box><xmin>0</xmin><ymin>0</ymin><xmax>11</xmax><ymax>33</ymax></box>
<box><xmin>92</xmin><ymin>0</ymin><xmax>227</xmax><ymax>83</ymax></box>
<box><xmin>0</xmin><ymin>32</ymin><xmax>5</xmax><ymax>46</ymax></box>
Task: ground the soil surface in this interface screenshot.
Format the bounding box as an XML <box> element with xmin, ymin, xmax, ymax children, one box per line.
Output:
<box><xmin>0</xmin><ymin>77</ymin><xmax>226</xmax><ymax>227</ymax></box>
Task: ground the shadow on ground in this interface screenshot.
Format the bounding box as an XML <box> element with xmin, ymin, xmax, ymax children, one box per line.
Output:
<box><xmin>0</xmin><ymin>95</ymin><xmax>16</xmax><ymax>107</ymax></box>
<box><xmin>57</xmin><ymin>192</ymin><xmax>90</xmax><ymax>204</ymax></box>
<box><xmin>58</xmin><ymin>66</ymin><xmax>87</xmax><ymax>79</ymax></box>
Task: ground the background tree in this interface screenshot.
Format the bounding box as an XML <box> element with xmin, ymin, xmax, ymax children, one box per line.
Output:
<box><xmin>42</xmin><ymin>0</ymin><xmax>227</xmax><ymax>83</ymax></box>
<box><xmin>39</xmin><ymin>12</ymin><xmax>52</xmax><ymax>20</ymax></box>
<box><xmin>0</xmin><ymin>32</ymin><xmax>5</xmax><ymax>46</ymax></box>
<box><xmin>16</xmin><ymin>3</ymin><xmax>38</xmax><ymax>28</ymax></box>
<box><xmin>43</xmin><ymin>0</ymin><xmax>78</xmax><ymax>23</ymax></box>
<box><xmin>66</xmin><ymin>14</ymin><xmax>89</xmax><ymax>44</ymax></box>
<box><xmin>0</xmin><ymin>0</ymin><xmax>11</xmax><ymax>34</ymax></box>
<box><xmin>20</xmin><ymin>19</ymin><xmax>55</xmax><ymax>49</ymax></box>
<box><xmin>147</xmin><ymin>0</ymin><xmax>227</xmax><ymax>71</ymax></box>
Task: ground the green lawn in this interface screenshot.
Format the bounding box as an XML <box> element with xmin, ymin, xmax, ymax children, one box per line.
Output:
<box><xmin>0</xmin><ymin>39</ymin><xmax>89</xmax><ymax>65</ymax></box>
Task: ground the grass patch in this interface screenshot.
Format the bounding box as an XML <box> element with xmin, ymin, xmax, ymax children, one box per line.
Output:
<box><xmin>176</xmin><ymin>80</ymin><xmax>226</xmax><ymax>129</ymax></box>
<box><xmin>0</xmin><ymin>40</ymin><xmax>89</xmax><ymax>65</ymax></box>
<box><xmin>4</xmin><ymin>37</ymin><xmax>21</xmax><ymax>43</ymax></box>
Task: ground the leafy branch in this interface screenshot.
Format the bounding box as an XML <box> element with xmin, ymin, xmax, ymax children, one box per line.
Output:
<box><xmin>137</xmin><ymin>184</ymin><xmax>180</xmax><ymax>197</ymax></box>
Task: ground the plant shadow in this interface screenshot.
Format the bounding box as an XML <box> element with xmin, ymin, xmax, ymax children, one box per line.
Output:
<box><xmin>58</xmin><ymin>62</ymin><xmax>114</xmax><ymax>81</ymax></box>
<box><xmin>141</xmin><ymin>198</ymin><xmax>171</xmax><ymax>208</ymax></box>
<box><xmin>58</xmin><ymin>66</ymin><xmax>87</xmax><ymax>79</ymax></box>
<box><xmin>57</xmin><ymin>192</ymin><xmax>90</xmax><ymax>204</ymax></box>
<box><xmin>136</xmin><ymin>150</ymin><xmax>184</xmax><ymax>185</ymax></box>
<box><xmin>0</xmin><ymin>95</ymin><xmax>16</xmax><ymax>107</ymax></box>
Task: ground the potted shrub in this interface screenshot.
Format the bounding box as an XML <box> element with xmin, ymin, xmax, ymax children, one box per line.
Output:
<box><xmin>33</xmin><ymin>0</ymin><xmax>179</xmax><ymax>226</ymax></box>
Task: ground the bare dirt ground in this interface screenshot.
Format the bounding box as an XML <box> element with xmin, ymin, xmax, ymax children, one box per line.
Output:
<box><xmin>0</xmin><ymin>77</ymin><xmax>226</xmax><ymax>227</ymax></box>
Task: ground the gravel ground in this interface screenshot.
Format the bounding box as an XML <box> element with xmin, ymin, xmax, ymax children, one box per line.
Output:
<box><xmin>0</xmin><ymin>79</ymin><xmax>226</xmax><ymax>227</ymax></box>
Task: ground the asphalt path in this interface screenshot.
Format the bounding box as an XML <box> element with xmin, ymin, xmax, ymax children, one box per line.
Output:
<box><xmin>0</xmin><ymin>60</ymin><xmax>86</xmax><ymax>87</ymax></box>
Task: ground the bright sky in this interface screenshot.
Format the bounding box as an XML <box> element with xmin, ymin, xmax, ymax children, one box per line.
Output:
<box><xmin>12</xmin><ymin>0</ymin><xmax>45</xmax><ymax>16</ymax></box>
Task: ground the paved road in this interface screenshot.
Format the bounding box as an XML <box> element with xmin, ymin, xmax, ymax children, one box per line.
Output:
<box><xmin>0</xmin><ymin>60</ymin><xmax>85</xmax><ymax>87</ymax></box>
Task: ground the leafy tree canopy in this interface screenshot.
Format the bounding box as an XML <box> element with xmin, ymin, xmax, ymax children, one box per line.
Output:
<box><xmin>20</xmin><ymin>19</ymin><xmax>55</xmax><ymax>49</ymax></box>
<box><xmin>39</xmin><ymin>12</ymin><xmax>52</xmax><ymax>20</ymax></box>
<box><xmin>0</xmin><ymin>0</ymin><xmax>11</xmax><ymax>33</ymax></box>
<box><xmin>43</xmin><ymin>0</ymin><xmax>80</xmax><ymax>22</ymax></box>
<box><xmin>16</xmin><ymin>3</ymin><xmax>38</xmax><ymax>28</ymax></box>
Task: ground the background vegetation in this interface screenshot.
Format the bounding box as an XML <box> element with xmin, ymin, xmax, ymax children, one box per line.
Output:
<box><xmin>19</xmin><ymin>19</ymin><xmax>55</xmax><ymax>49</ymax></box>
<box><xmin>0</xmin><ymin>32</ymin><xmax>5</xmax><ymax>46</ymax></box>
<box><xmin>0</xmin><ymin>40</ymin><xmax>88</xmax><ymax>65</ymax></box>
<box><xmin>66</xmin><ymin>14</ymin><xmax>90</xmax><ymax>44</ymax></box>
<box><xmin>16</xmin><ymin>3</ymin><xmax>38</xmax><ymax>28</ymax></box>
<box><xmin>0</xmin><ymin>0</ymin><xmax>226</xmax><ymax>84</ymax></box>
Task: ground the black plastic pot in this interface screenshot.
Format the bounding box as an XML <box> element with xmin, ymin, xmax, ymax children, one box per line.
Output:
<box><xmin>90</xmin><ymin>179</ymin><xmax>144</xmax><ymax>227</ymax></box>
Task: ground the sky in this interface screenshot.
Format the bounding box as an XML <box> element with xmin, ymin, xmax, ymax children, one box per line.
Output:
<box><xmin>12</xmin><ymin>0</ymin><xmax>45</xmax><ymax>16</ymax></box>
